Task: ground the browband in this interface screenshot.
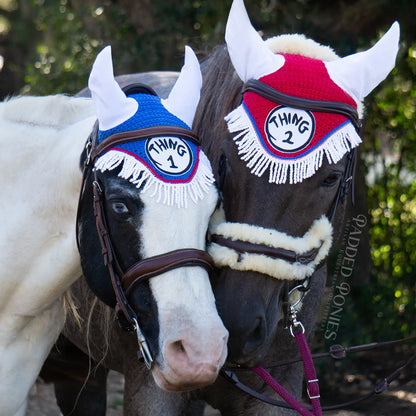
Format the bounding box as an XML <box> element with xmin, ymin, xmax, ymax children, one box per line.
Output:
<box><xmin>242</xmin><ymin>79</ymin><xmax>361</xmax><ymax>131</ymax></box>
<box><xmin>89</xmin><ymin>125</ymin><xmax>200</xmax><ymax>165</ymax></box>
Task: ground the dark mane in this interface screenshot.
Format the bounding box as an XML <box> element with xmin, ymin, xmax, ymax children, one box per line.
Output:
<box><xmin>194</xmin><ymin>46</ymin><xmax>242</xmax><ymax>174</ymax></box>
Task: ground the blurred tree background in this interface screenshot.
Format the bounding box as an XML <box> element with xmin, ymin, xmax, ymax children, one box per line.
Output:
<box><xmin>0</xmin><ymin>0</ymin><xmax>415</xmax><ymax>348</ymax></box>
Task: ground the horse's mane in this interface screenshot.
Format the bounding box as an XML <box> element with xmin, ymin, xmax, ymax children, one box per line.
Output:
<box><xmin>0</xmin><ymin>95</ymin><xmax>95</xmax><ymax>129</ymax></box>
<box><xmin>67</xmin><ymin>280</ymin><xmax>114</xmax><ymax>363</ymax></box>
<box><xmin>194</xmin><ymin>45</ymin><xmax>242</xmax><ymax>172</ymax></box>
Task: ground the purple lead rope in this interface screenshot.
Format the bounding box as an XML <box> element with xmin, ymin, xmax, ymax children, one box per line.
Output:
<box><xmin>294</xmin><ymin>330</ymin><xmax>322</xmax><ymax>416</ymax></box>
<box><xmin>251</xmin><ymin>331</ymin><xmax>322</xmax><ymax>416</ymax></box>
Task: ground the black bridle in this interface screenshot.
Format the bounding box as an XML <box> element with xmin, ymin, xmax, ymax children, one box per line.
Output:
<box><xmin>215</xmin><ymin>80</ymin><xmax>415</xmax><ymax>413</ymax></box>
<box><xmin>214</xmin><ymin>79</ymin><xmax>414</xmax><ymax>412</ymax></box>
<box><xmin>242</xmin><ymin>79</ymin><xmax>361</xmax><ymax>130</ymax></box>
<box><xmin>243</xmin><ymin>78</ymin><xmax>360</xmax><ymax>221</ymax></box>
<box><xmin>211</xmin><ymin>78</ymin><xmax>359</xmax><ymax>278</ymax></box>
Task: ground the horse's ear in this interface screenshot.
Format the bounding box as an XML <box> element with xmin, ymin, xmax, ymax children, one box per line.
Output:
<box><xmin>225</xmin><ymin>0</ymin><xmax>284</xmax><ymax>81</ymax></box>
<box><xmin>325</xmin><ymin>22</ymin><xmax>400</xmax><ymax>103</ymax></box>
<box><xmin>161</xmin><ymin>46</ymin><xmax>202</xmax><ymax>128</ymax></box>
<box><xmin>88</xmin><ymin>45</ymin><xmax>138</xmax><ymax>131</ymax></box>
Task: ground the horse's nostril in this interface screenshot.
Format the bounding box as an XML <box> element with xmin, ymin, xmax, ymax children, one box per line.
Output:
<box><xmin>242</xmin><ymin>317</ymin><xmax>266</xmax><ymax>355</ymax></box>
<box><xmin>251</xmin><ymin>318</ymin><xmax>264</xmax><ymax>340</ymax></box>
<box><xmin>172</xmin><ymin>340</ymin><xmax>185</xmax><ymax>354</ymax></box>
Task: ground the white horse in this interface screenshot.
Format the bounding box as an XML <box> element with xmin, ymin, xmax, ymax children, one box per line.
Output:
<box><xmin>0</xmin><ymin>45</ymin><xmax>227</xmax><ymax>416</ymax></box>
<box><xmin>0</xmin><ymin>94</ymin><xmax>95</xmax><ymax>416</ymax></box>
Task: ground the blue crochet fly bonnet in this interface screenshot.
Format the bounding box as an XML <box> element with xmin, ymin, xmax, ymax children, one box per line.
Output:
<box><xmin>89</xmin><ymin>46</ymin><xmax>214</xmax><ymax>208</ymax></box>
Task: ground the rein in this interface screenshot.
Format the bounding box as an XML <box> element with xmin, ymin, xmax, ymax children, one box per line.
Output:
<box><xmin>78</xmin><ymin>121</ymin><xmax>214</xmax><ymax>369</ymax></box>
<box><xmin>221</xmin><ymin>336</ymin><xmax>416</xmax><ymax>412</ymax></box>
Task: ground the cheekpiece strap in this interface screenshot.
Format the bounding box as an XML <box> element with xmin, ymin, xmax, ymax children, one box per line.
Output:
<box><xmin>242</xmin><ymin>79</ymin><xmax>361</xmax><ymax>131</ymax></box>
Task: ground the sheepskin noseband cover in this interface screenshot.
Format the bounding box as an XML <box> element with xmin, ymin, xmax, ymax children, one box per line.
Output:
<box><xmin>208</xmin><ymin>215</ymin><xmax>332</xmax><ymax>280</ymax></box>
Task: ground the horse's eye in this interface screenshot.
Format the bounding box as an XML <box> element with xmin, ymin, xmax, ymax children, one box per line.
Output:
<box><xmin>322</xmin><ymin>173</ymin><xmax>340</xmax><ymax>187</ymax></box>
<box><xmin>111</xmin><ymin>201</ymin><xmax>129</xmax><ymax>215</ymax></box>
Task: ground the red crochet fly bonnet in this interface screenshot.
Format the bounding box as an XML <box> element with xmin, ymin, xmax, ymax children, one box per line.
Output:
<box><xmin>224</xmin><ymin>0</ymin><xmax>399</xmax><ymax>185</ymax></box>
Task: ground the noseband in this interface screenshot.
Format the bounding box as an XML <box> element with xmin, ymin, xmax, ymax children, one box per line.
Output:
<box><xmin>78</xmin><ymin>118</ymin><xmax>214</xmax><ymax>368</ymax></box>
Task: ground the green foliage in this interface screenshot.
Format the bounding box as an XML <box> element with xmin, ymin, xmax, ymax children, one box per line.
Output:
<box><xmin>1</xmin><ymin>0</ymin><xmax>415</xmax><ymax>344</ymax></box>
<box><xmin>319</xmin><ymin>41</ymin><xmax>416</xmax><ymax>347</ymax></box>
<box><xmin>23</xmin><ymin>0</ymin><xmax>122</xmax><ymax>94</ymax></box>
<box><xmin>360</xmin><ymin>42</ymin><xmax>416</xmax><ymax>340</ymax></box>
<box><xmin>21</xmin><ymin>0</ymin><xmax>231</xmax><ymax>94</ymax></box>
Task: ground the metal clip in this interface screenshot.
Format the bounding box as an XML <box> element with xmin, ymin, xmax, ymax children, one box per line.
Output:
<box><xmin>287</xmin><ymin>278</ymin><xmax>309</xmax><ymax>311</ymax></box>
<box><xmin>132</xmin><ymin>318</ymin><xmax>154</xmax><ymax>370</ymax></box>
<box><xmin>92</xmin><ymin>181</ymin><xmax>102</xmax><ymax>196</ymax></box>
<box><xmin>289</xmin><ymin>317</ymin><xmax>305</xmax><ymax>337</ymax></box>
<box><xmin>85</xmin><ymin>138</ymin><xmax>93</xmax><ymax>166</ymax></box>
<box><xmin>288</xmin><ymin>305</ymin><xmax>305</xmax><ymax>337</ymax></box>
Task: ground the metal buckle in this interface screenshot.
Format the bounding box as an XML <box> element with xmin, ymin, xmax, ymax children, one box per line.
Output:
<box><xmin>288</xmin><ymin>303</ymin><xmax>305</xmax><ymax>337</ymax></box>
<box><xmin>132</xmin><ymin>318</ymin><xmax>154</xmax><ymax>370</ymax></box>
<box><xmin>307</xmin><ymin>378</ymin><xmax>320</xmax><ymax>399</ymax></box>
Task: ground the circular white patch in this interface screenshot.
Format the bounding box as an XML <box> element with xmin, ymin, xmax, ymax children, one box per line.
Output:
<box><xmin>264</xmin><ymin>107</ymin><xmax>315</xmax><ymax>153</ymax></box>
<box><xmin>145</xmin><ymin>136</ymin><xmax>193</xmax><ymax>175</ymax></box>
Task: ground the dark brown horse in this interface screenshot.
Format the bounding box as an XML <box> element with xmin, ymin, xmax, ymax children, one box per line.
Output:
<box><xmin>42</xmin><ymin>1</ymin><xmax>399</xmax><ymax>414</ymax></box>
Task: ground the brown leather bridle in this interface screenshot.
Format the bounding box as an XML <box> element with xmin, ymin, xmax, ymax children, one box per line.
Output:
<box><xmin>210</xmin><ymin>78</ymin><xmax>359</xmax><ymax>279</ymax></box>
<box><xmin>78</xmin><ymin>120</ymin><xmax>214</xmax><ymax>368</ymax></box>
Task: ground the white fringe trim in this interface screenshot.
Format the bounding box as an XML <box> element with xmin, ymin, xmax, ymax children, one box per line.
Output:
<box><xmin>225</xmin><ymin>104</ymin><xmax>361</xmax><ymax>184</ymax></box>
<box><xmin>95</xmin><ymin>149</ymin><xmax>215</xmax><ymax>208</ymax></box>
<box><xmin>208</xmin><ymin>215</ymin><xmax>333</xmax><ymax>281</ymax></box>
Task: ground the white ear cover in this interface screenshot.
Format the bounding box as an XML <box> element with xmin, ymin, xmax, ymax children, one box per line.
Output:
<box><xmin>88</xmin><ymin>45</ymin><xmax>138</xmax><ymax>131</ymax></box>
<box><xmin>161</xmin><ymin>45</ymin><xmax>202</xmax><ymax>127</ymax></box>
<box><xmin>325</xmin><ymin>22</ymin><xmax>400</xmax><ymax>103</ymax></box>
<box><xmin>225</xmin><ymin>0</ymin><xmax>285</xmax><ymax>81</ymax></box>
